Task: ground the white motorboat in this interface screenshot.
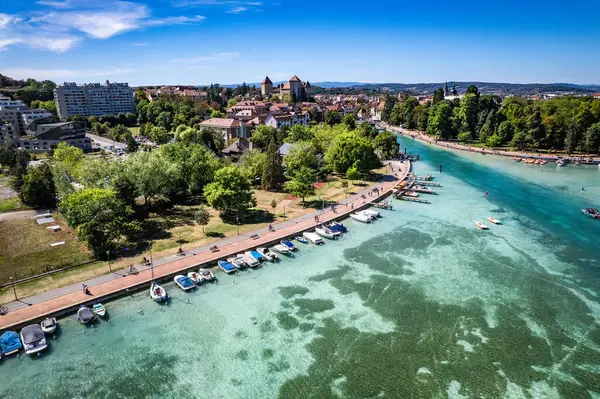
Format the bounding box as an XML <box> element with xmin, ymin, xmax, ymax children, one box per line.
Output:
<box><xmin>363</xmin><ymin>209</ymin><xmax>381</xmax><ymax>219</ymax></box>
<box><xmin>281</xmin><ymin>240</ymin><xmax>297</xmax><ymax>251</ymax></box>
<box><xmin>237</xmin><ymin>253</ymin><xmax>260</xmax><ymax>268</ymax></box>
<box><xmin>174</xmin><ymin>275</ymin><xmax>196</xmax><ymax>291</ymax></box>
<box><xmin>475</xmin><ymin>222</ymin><xmax>489</xmax><ymax>230</ymax></box>
<box><xmin>257</xmin><ymin>247</ymin><xmax>279</xmax><ymax>262</ymax></box>
<box><xmin>187</xmin><ymin>271</ymin><xmax>203</xmax><ymax>284</ymax></box>
<box><xmin>320</xmin><ymin>225</ymin><xmax>340</xmax><ymax>237</ymax></box>
<box><xmin>581</xmin><ymin>208</ymin><xmax>600</xmax><ymax>220</ymax></box>
<box><xmin>315</xmin><ymin>227</ymin><xmax>336</xmax><ymax>239</ymax></box>
<box><xmin>302</xmin><ymin>231</ymin><xmax>324</xmax><ymax>245</ymax></box>
<box><xmin>350</xmin><ymin>212</ymin><xmax>371</xmax><ymax>223</ymax></box>
<box><xmin>218</xmin><ymin>260</ymin><xmax>237</xmax><ymax>274</ymax></box>
<box><xmin>77</xmin><ymin>306</ymin><xmax>96</xmax><ymax>325</ymax></box>
<box><xmin>40</xmin><ymin>318</ymin><xmax>58</xmax><ymax>334</ymax></box>
<box><xmin>556</xmin><ymin>159</ymin><xmax>565</xmax><ymax>167</ymax></box>
<box><xmin>199</xmin><ymin>268</ymin><xmax>215</xmax><ymax>281</ymax></box>
<box><xmin>150</xmin><ymin>281</ymin><xmax>168</xmax><ymax>302</ymax></box>
<box><xmin>271</xmin><ymin>244</ymin><xmax>291</xmax><ymax>254</ymax></box>
<box><xmin>20</xmin><ymin>325</ymin><xmax>48</xmax><ymax>355</ymax></box>
<box><xmin>486</xmin><ymin>217</ymin><xmax>501</xmax><ymax>225</ymax></box>
<box><xmin>92</xmin><ymin>303</ymin><xmax>107</xmax><ymax>318</ymax></box>
<box><xmin>228</xmin><ymin>256</ymin><xmax>247</xmax><ymax>270</ymax></box>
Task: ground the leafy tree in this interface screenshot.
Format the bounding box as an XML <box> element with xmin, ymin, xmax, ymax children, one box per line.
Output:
<box><xmin>402</xmin><ymin>97</ymin><xmax>419</xmax><ymax>129</ymax></box>
<box><xmin>357</xmin><ymin>122</ymin><xmax>378</xmax><ymax>139</ymax></box>
<box><xmin>585</xmin><ymin>122</ymin><xmax>600</xmax><ymax>153</ymax></box>
<box><xmin>325</xmin><ymin>110</ymin><xmax>342</xmax><ymax>126</ymax></box>
<box><xmin>204</xmin><ymin>166</ymin><xmax>256</xmax><ymax>216</ymax></box>
<box><xmin>343</xmin><ymin>114</ymin><xmax>356</xmax><ymax>130</ymax></box>
<box><xmin>284</xmin><ymin>167</ymin><xmax>316</xmax><ymax>203</ymax></box>
<box><xmin>283</xmin><ymin>141</ymin><xmax>319</xmax><ymax>177</ymax></box>
<box><xmin>270</xmin><ymin>199</ymin><xmax>277</xmax><ymax>214</ymax></box>
<box><xmin>325</xmin><ymin>133</ymin><xmax>380</xmax><ymax>173</ymax></box>
<box><xmin>227</xmin><ymin>98</ymin><xmax>238</xmax><ymax>107</ymax></box>
<box><xmin>240</xmin><ymin>150</ymin><xmax>267</xmax><ymax>184</ymax></box>
<box><xmin>427</xmin><ymin>102</ymin><xmax>453</xmax><ymax>139</ymax></box>
<box><xmin>126</xmin><ymin>151</ymin><xmax>178</xmax><ymax>204</ymax></box>
<box><xmin>486</xmin><ymin>134</ymin><xmax>502</xmax><ymax>148</ymax></box>
<box><xmin>250</xmin><ymin>125</ymin><xmax>277</xmax><ymax>149</ymax></box>
<box><xmin>432</xmin><ymin>88</ymin><xmax>445</xmax><ymax>105</ymax></box>
<box><xmin>30</xmin><ymin>99</ymin><xmax>57</xmax><ymax>116</ymax></box>
<box><xmin>194</xmin><ymin>206</ymin><xmax>211</xmax><ymax>233</ymax></box>
<box><xmin>211</xmin><ymin>110</ymin><xmax>225</xmax><ymax>118</ymax></box>
<box><xmin>345</xmin><ymin>166</ymin><xmax>360</xmax><ymax>183</ymax></box>
<box><xmin>457</xmin><ymin>131</ymin><xmax>472</xmax><ymax>143</ymax></box>
<box><xmin>20</xmin><ymin>163</ymin><xmax>56</xmax><ymax>208</ymax></box>
<box><xmin>381</xmin><ymin>95</ymin><xmax>396</xmax><ymax>122</ymax></box>
<box><xmin>124</xmin><ymin>132</ymin><xmax>139</xmax><ymax>153</ymax></box>
<box><xmin>149</xmin><ymin>126</ymin><xmax>172</xmax><ymax>144</ymax></box>
<box><xmin>110</xmin><ymin>124</ymin><xmax>130</xmax><ymax>142</ymax></box>
<box><xmin>459</xmin><ymin>93</ymin><xmax>479</xmax><ymax>137</ymax></box>
<box><xmin>466</xmin><ymin>85</ymin><xmax>479</xmax><ymax>95</ymax></box>
<box><xmin>417</xmin><ymin>105</ymin><xmax>430</xmax><ymax>131</ymax></box>
<box><xmin>341</xmin><ymin>180</ymin><xmax>349</xmax><ymax>196</ymax></box>
<box><xmin>510</xmin><ymin>130</ymin><xmax>531</xmax><ymax>151</ymax></box>
<box><xmin>0</xmin><ymin>143</ymin><xmax>19</xmax><ymax>170</ymax></box>
<box><xmin>262</xmin><ymin>135</ymin><xmax>285</xmax><ymax>190</ymax></box>
<box><xmin>53</xmin><ymin>142</ymin><xmax>83</xmax><ymax>174</ymax></box>
<box><xmin>286</xmin><ymin>124</ymin><xmax>314</xmax><ymax>142</ymax></box>
<box><xmin>59</xmin><ymin>188</ymin><xmax>139</xmax><ymax>257</ymax></box>
<box><xmin>373</xmin><ymin>130</ymin><xmax>398</xmax><ymax>159</ymax></box>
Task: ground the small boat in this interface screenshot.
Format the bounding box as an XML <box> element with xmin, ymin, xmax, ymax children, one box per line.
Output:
<box><xmin>228</xmin><ymin>256</ymin><xmax>247</xmax><ymax>270</ymax></box>
<box><xmin>20</xmin><ymin>325</ymin><xmax>48</xmax><ymax>355</ymax></box>
<box><xmin>486</xmin><ymin>217</ymin><xmax>501</xmax><ymax>225</ymax></box>
<box><xmin>363</xmin><ymin>209</ymin><xmax>381</xmax><ymax>219</ymax></box>
<box><xmin>350</xmin><ymin>212</ymin><xmax>371</xmax><ymax>223</ymax></box>
<box><xmin>174</xmin><ymin>275</ymin><xmax>195</xmax><ymax>291</ymax></box>
<box><xmin>0</xmin><ymin>331</ymin><xmax>22</xmax><ymax>356</ymax></box>
<box><xmin>321</xmin><ymin>225</ymin><xmax>341</xmax><ymax>237</ymax></box>
<box><xmin>257</xmin><ymin>247</ymin><xmax>279</xmax><ymax>262</ymax></box>
<box><xmin>327</xmin><ymin>221</ymin><xmax>348</xmax><ymax>233</ymax></box>
<box><xmin>315</xmin><ymin>227</ymin><xmax>336</xmax><ymax>239</ymax></box>
<box><xmin>303</xmin><ymin>231</ymin><xmax>324</xmax><ymax>245</ymax></box>
<box><xmin>40</xmin><ymin>318</ymin><xmax>58</xmax><ymax>334</ymax></box>
<box><xmin>281</xmin><ymin>240</ymin><xmax>297</xmax><ymax>251</ymax></box>
<box><xmin>198</xmin><ymin>268</ymin><xmax>215</xmax><ymax>282</ymax></box>
<box><xmin>295</xmin><ymin>235</ymin><xmax>309</xmax><ymax>244</ymax></box>
<box><xmin>188</xmin><ymin>271</ymin><xmax>203</xmax><ymax>284</ymax></box>
<box><xmin>539</xmin><ymin>160</ymin><xmax>547</xmax><ymax>165</ymax></box>
<box><xmin>404</xmin><ymin>191</ymin><xmax>419</xmax><ymax>198</ymax></box>
<box><xmin>150</xmin><ymin>281</ymin><xmax>168</xmax><ymax>303</ymax></box>
<box><xmin>92</xmin><ymin>303</ymin><xmax>107</xmax><ymax>318</ymax></box>
<box><xmin>556</xmin><ymin>159</ymin><xmax>565</xmax><ymax>167</ymax></box>
<box><xmin>218</xmin><ymin>260</ymin><xmax>237</xmax><ymax>274</ymax></box>
<box><xmin>581</xmin><ymin>208</ymin><xmax>600</xmax><ymax>220</ymax></box>
<box><xmin>271</xmin><ymin>244</ymin><xmax>291</xmax><ymax>254</ymax></box>
<box><xmin>238</xmin><ymin>253</ymin><xmax>260</xmax><ymax>268</ymax></box>
<box><xmin>475</xmin><ymin>222</ymin><xmax>489</xmax><ymax>230</ymax></box>
<box><xmin>77</xmin><ymin>306</ymin><xmax>96</xmax><ymax>325</ymax></box>
<box><xmin>247</xmin><ymin>250</ymin><xmax>266</xmax><ymax>263</ymax></box>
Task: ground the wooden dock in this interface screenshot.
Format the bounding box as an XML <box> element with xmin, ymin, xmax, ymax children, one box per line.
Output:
<box><xmin>412</xmin><ymin>187</ymin><xmax>437</xmax><ymax>195</ymax></box>
<box><xmin>408</xmin><ymin>180</ymin><xmax>441</xmax><ymax>187</ymax></box>
<box><xmin>373</xmin><ymin>202</ymin><xmax>393</xmax><ymax>210</ymax></box>
<box><xmin>398</xmin><ymin>196</ymin><xmax>430</xmax><ymax>204</ymax></box>
<box><xmin>410</xmin><ymin>174</ymin><xmax>432</xmax><ymax>181</ymax></box>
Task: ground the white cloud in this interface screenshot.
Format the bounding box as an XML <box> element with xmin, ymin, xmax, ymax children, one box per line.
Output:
<box><xmin>0</xmin><ymin>38</ymin><xmax>24</xmax><ymax>50</ymax></box>
<box><xmin>30</xmin><ymin>36</ymin><xmax>82</xmax><ymax>52</ymax></box>
<box><xmin>170</xmin><ymin>52</ymin><xmax>239</xmax><ymax>66</ymax></box>
<box><xmin>2</xmin><ymin>66</ymin><xmax>136</xmax><ymax>81</ymax></box>
<box><xmin>227</xmin><ymin>7</ymin><xmax>247</xmax><ymax>13</ymax></box>
<box><xmin>0</xmin><ymin>13</ymin><xmax>18</xmax><ymax>28</ymax></box>
<box><xmin>145</xmin><ymin>15</ymin><xmax>205</xmax><ymax>27</ymax></box>
<box><xmin>131</xmin><ymin>42</ymin><xmax>148</xmax><ymax>46</ymax></box>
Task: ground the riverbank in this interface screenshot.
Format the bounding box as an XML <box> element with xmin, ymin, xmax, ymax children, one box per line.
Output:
<box><xmin>380</xmin><ymin>122</ymin><xmax>600</xmax><ymax>164</ymax></box>
<box><xmin>0</xmin><ymin>160</ymin><xmax>410</xmax><ymax>331</ymax></box>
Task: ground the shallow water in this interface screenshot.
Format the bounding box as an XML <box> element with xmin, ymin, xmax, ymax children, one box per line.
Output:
<box><xmin>1</xmin><ymin>137</ymin><xmax>599</xmax><ymax>398</ymax></box>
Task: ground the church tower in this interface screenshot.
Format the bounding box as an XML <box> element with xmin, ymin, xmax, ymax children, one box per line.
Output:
<box><xmin>444</xmin><ymin>80</ymin><xmax>449</xmax><ymax>96</ymax></box>
<box><xmin>261</xmin><ymin>76</ymin><xmax>273</xmax><ymax>97</ymax></box>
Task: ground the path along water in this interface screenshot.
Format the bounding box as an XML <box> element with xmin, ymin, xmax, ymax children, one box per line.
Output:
<box><xmin>1</xmin><ymin>136</ymin><xmax>599</xmax><ymax>398</ymax></box>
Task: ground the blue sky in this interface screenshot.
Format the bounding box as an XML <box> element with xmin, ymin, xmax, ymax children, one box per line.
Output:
<box><xmin>1</xmin><ymin>0</ymin><xmax>599</xmax><ymax>86</ymax></box>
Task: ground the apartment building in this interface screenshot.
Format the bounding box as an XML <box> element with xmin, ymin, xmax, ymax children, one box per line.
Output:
<box><xmin>0</xmin><ymin>95</ymin><xmax>53</xmax><ymax>137</ymax></box>
<box><xmin>18</xmin><ymin>119</ymin><xmax>91</xmax><ymax>153</ymax></box>
<box><xmin>54</xmin><ymin>80</ymin><xmax>135</xmax><ymax>119</ymax></box>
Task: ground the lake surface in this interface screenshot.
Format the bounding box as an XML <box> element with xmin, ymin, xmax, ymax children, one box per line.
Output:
<box><xmin>1</xmin><ymin>136</ymin><xmax>599</xmax><ymax>398</ymax></box>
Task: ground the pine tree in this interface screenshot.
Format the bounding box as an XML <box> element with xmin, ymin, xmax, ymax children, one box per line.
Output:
<box><xmin>262</xmin><ymin>135</ymin><xmax>285</xmax><ymax>191</ymax></box>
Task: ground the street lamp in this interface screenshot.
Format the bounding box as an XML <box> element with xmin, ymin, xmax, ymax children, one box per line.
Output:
<box><xmin>9</xmin><ymin>277</ymin><xmax>17</xmax><ymax>301</ymax></box>
<box><xmin>106</xmin><ymin>250</ymin><xmax>112</xmax><ymax>273</ymax></box>
<box><xmin>236</xmin><ymin>215</ymin><xmax>240</xmax><ymax>235</ymax></box>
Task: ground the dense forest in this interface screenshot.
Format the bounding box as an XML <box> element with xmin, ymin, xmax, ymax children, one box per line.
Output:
<box><xmin>383</xmin><ymin>86</ymin><xmax>600</xmax><ymax>153</ymax></box>
<box><xmin>0</xmin><ymin>74</ymin><xmax>56</xmax><ymax>105</ymax></box>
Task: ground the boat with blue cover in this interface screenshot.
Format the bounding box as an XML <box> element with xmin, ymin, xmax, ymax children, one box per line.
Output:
<box><xmin>218</xmin><ymin>260</ymin><xmax>237</xmax><ymax>274</ymax></box>
<box><xmin>174</xmin><ymin>275</ymin><xmax>196</xmax><ymax>291</ymax></box>
<box><xmin>327</xmin><ymin>222</ymin><xmax>348</xmax><ymax>233</ymax></box>
<box><xmin>281</xmin><ymin>240</ymin><xmax>297</xmax><ymax>251</ymax></box>
<box><xmin>246</xmin><ymin>250</ymin><xmax>266</xmax><ymax>263</ymax></box>
<box><xmin>295</xmin><ymin>236</ymin><xmax>309</xmax><ymax>244</ymax></box>
<box><xmin>0</xmin><ymin>331</ymin><xmax>22</xmax><ymax>356</ymax></box>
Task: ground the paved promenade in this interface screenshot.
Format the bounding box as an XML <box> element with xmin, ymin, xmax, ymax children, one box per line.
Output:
<box><xmin>0</xmin><ymin>161</ymin><xmax>410</xmax><ymax>330</ymax></box>
<box><xmin>381</xmin><ymin>123</ymin><xmax>600</xmax><ymax>162</ymax></box>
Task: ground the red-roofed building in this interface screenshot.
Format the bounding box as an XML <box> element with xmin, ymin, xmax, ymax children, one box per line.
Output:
<box><xmin>199</xmin><ymin>118</ymin><xmax>247</xmax><ymax>142</ymax></box>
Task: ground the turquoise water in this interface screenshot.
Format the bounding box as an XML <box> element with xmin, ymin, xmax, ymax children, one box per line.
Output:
<box><xmin>1</xmin><ymin>137</ymin><xmax>600</xmax><ymax>398</ymax></box>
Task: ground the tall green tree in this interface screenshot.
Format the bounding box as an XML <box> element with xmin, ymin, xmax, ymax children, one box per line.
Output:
<box><xmin>282</xmin><ymin>141</ymin><xmax>320</xmax><ymax>177</ymax></box>
<box><xmin>343</xmin><ymin>114</ymin><xmax>356</xmax><ymax>130</ymax></box>
<box><xmin>373</xmin><ymin>130</ymin><xmax>399</xmax><ymax>159</ymax></box>
<box><xmin>262</xmin><ymin>135</ymin><xmax>285</xmax><ymax>190</ymax></box>
<box><xmin>204</xmin><ymin>166</ymin><xmax>256</xmax><ymax>216</ymax></box>
<box><xmin>325</xmin><ymin>133</ymin><xmax>380</xmax><ymax>173</ymax></box>
<box><xmin>20</xmin><ymin>163</ymin><xmax>56</xmax><ymax>208</ymax></box>
<box><xmin>459</xmin><ymin>93</ymin><xmax>479</xmax><ymax>138</ymax></box>
<box><xmin>427</xmin><ymin>102</ymin><xmax>453</xmax><ymax>139</ymax></box>
<box><xmin>585</xmin><ymin>122</ymin><xmax>600</xmax><ymax>153</ymax></box>
<box><xmin>194</xmin><ymin>206</ymin><xmax>211</xmax><ymax>234</ymax></box>
<box><xmin>284</xmin><ymin>167</ymin><xmax>316</xmax><ymax>203</ymax></box>
<box><xmin>325</xmin><ymin>110</ymin><xmax>342</xmax><ymax>126</ymax></box>
<box><xmin>432</xmin><ymin>88</ymin><xmax>445</xmax><ymax>105</ymax></box>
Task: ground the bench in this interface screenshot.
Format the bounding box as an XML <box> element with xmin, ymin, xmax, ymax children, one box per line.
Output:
<box><xmin>250</xmin><ymin>234</ymin><xmax>260</xmax><ymax>240</ymax></box>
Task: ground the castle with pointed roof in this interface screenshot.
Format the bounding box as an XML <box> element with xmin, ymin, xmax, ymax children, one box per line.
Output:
<box><xmin>261</xmin><ymin>75</ymin><xmax>312</xmax><ymax>100</ymax></box>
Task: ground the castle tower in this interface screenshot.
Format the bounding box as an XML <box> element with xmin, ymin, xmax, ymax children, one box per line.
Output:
<box><xmin>289</xmin><ymin>75</ymin><xmax>302</xmax><ymax>100</ymax></box>
<box><xmin>261</xmin><ymin>76</ymin><xmax>273</xmax><ymax>97</ymax></box>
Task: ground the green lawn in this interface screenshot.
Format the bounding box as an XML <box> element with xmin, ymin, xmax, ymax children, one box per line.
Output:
<box><xmin>0</xmin><ymin>197</ymin><xmax>27</xmax><ymax>213</ymax></box>
<box><xmin>129</xmin><ymin>126</ymin><xmax>141</xmax><ymax>135</ymax></box>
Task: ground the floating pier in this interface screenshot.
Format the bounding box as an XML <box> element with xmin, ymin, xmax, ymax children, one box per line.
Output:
<box><xmin>410</xmin><ymin>174</ymin><xmax>432</xmax><ymax>181</ymax></box>
<box><xmin>412</xmin><ymin>186</ymin><xmax>437</xmax><ymax>195</ymax></box>
<box><xmin>408</xmin><ymin>180</ymin><xmax>441</xmax><ymax>187</ymax></box>
<box><xmin>373</xmin><ymin>202</ymin><xmax>393</xmax><ymax>210</ymax></box>
<box><xmin>398</xmin><ymin>196</ymin><xmax>430</xmax><ymax>204</ymax></box>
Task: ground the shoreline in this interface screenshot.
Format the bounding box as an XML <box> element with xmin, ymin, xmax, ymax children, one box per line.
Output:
<box><xmin>379</xmin><ymin>123</ymin><xmax>600</xmax><ymax>164</ymax></box>
<box><xmin>0</xmin><ymin>161</ymin><xmax>410</xmax><ymax>331</ymax></box>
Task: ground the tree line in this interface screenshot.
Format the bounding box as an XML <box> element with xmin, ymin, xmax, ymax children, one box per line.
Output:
<box><xmin>383</xmin><ymin>86</ymin><xmax>600</xmax><ymax>153</ymax></box>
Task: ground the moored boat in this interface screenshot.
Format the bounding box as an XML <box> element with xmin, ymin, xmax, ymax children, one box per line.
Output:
<box><xmin>281</xmin><ymin>240</ymin><xmax>297</xmax><ymax>251</ymax></box>
<box><xmin>327</xmin><ymin>221</ymin><xmax>348</xmax><ymax>233</ymax></box>
<box><xmin>295</xmin><ymin>236</ymin><xmax>309</xmax><ymax>244</ymax></box>
<box><xmin>77</xmin><ymin>306</ymin><xmax>96</xmax><ymax>325</ymax></box>
<box><xmin>187</xmin><ymin>271</ymin><xmax>203</xmax><ymax>284</ymax></box>
<box><xmin>475</xmin><ymin>222</ymin><xmax>489</xmax><ymax>230</ymax></box>
<box><xmin>40</xmin><ymin>318</ymin><xmax>58</xmax><ymax>334</ymax></box>
<box><xmin>218</xmin><ymin>260</ymin><xmax>238</xmax><ymax>274</ymax></box>
<box><xmin>238</xmin><ymin>253</ymin><xmax>260</xmax><ymax>267</ymax></box>
<box><xmin>350</xmin><ymin>212</ymin><xmax>371</xmax><ymax>223</ymax></box>
<box><xmin>174</xmin><ymin>275</ymin><xmax>195</xmax><ymax>291</ymax></box>
<box><xmin>556</xmin><ymin>159</ymin><xmax>565</xmax><ymax>166</ymax></box>
<box><xmin>271</xmin><ymin>244</ymin><xmax>291</xmax><ymax>254</ymax></box>
<box><xmin>228</xmin><ymin>256</ymin><xmax>247</xmax><ymax>270</ymax></box>
<box><xmin>315</xmin><ymin>227</ymin><xmax>336</xmax><ymax>239</ymax></box>
<box><xmin>257</xmin><ymin>247</ymin><xmax>279</xmax><ymax>262</ymax></box>
<box><xmin>20</xmin><ymin>325</ymin><xmax>48</xmax><ymax>355</ymax></box>
<box><xmin>247</xmin><ymin>250</ymin><xmax>266</xmax><ymax>263</ymax></box>
<box><xmin>150</xmin><ymin>281</ymin><xmax>168</xmax><ymax>302</ymax></box>
<box><xmin>199</xmin><ymin>268</ymin><xmax>215</xmax><ymax>282</ymax></box>
<box><xmin>92</xmin><ymin>303</ymin><xmax>107</xmax><ymax>318</ymax></box>
<box><xmin>302</xmin><ymin>231</ymin><xmax>324</xmax><ymax>245</ymax></box>
<box><xmin>486</xmin><ymin>217</ymin><xmax>501</xmax><ymax>225</ymax></box>
<box><xmin>363</xmin><ymin>209</ymin><xmax>381</xmax><ymax>219</ymax></box>
<box><xmin>0</xmin><ymin>331</ymin><xmax>22</xmax><ymax>356</ymax></box>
